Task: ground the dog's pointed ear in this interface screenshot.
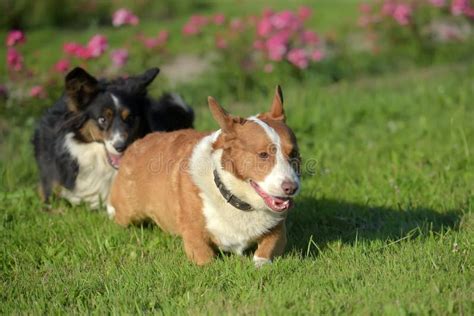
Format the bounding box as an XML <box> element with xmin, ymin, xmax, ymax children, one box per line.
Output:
<box><xmin>129</xmin><ymin>67</ymin><xmax>160</xmax><ymax>94</ymax></box>
<box><xmin>65</xmin><ymin>67</ymin><xmax>99</xmax><ymax>112</ymax></box>
<box><xmin>268</xmin><ymin>85</ymin><xmax>285</xmax><ymax>121</ymax></box>
<box><xmin>208</xmin><ymin>96</ymin><xmax>241</xmax><ymax>133</ymax></box>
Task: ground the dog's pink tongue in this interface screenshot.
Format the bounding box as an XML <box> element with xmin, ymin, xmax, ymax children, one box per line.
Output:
<box><xmin>251</xmin><ymin>181</ymin><xmax>293</xmax><ymax>212</ymax></box>
<box><xmin>109</xmin><ymin>153</ymin><xmax>122</xmax><ymax>169</ymax></box>
<box><xmin>263</xmin><ymin>195</ymin><xmax>292</xmax><ymax>212</ymax></box>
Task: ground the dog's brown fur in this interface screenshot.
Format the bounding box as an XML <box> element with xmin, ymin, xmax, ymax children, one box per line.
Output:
<box><xmin>109</xmin><ymin>87</ymin><xmax>299</xmax><ymax>265</ymax></box>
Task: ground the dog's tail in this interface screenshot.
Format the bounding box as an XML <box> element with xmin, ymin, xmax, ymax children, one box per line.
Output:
<box><xmin>147</xmin><ymin>93</ymin><xmax>195</xmax><ymax>132</ymax></box>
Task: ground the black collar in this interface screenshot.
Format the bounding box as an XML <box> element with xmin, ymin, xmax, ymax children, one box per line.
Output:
<box><xmin>213</xmin><ymin>170</ymin><xmax>253</xmax><ymax>211</ymax></box>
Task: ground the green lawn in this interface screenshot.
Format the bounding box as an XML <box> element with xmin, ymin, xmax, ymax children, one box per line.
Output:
<box><xmin>1</xmin><ymin>61</ymin><xmax>473</xmax><ymax>314</ymax></box>
<box><xmin>1</xmin><ymin>0</ymin><xmax>474</xmax><ymax>313</ymax></box>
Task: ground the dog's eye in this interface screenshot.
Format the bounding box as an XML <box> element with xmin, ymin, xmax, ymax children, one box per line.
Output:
<box><xmin>258</xmin><ymin>152</ymin><xmax>269</xmax><ymax>160</ymax></box>
<box><xmin>289</xmin><ymin>150</ymin><xmax>301</xmax><ymax>174</ymax></box>
<box><xmin>97</xmin><ymin>116</ymin><xmax>107</xmax><ymax>126</ymax></box>
<box><xmin>124</xmin><ymin>114</ymin><xmax>134</xmax><ymax>123</ymax></box>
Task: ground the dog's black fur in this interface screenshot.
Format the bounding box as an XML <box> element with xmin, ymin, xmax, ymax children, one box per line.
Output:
<box><xmin>33</xmin><ymin>67</ymin><xmax>194</xmax><ymax>206</ymax></box>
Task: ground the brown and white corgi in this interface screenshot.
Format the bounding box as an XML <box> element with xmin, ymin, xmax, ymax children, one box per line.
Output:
<box><xmin>108</xmin><ymin>86</ymin><xmax>301</xmax><ymax>266</ymax></box>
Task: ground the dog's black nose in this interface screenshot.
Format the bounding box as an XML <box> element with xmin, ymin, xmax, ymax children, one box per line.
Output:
<box><xmin>281</xmin><ymin>180</ymin><xmax>298</xmax><ymax>195</ymax></box>
<box><xmin>113</xmin><ymin>142</ymin><xmax>126</xmax><ymax>153</ymax></box>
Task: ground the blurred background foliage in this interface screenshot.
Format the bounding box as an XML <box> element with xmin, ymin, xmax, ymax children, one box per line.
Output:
<box><xmin>1</xmin><ymin>0</ymin><xmax>211</xmax><ymax>29</ymax></box>
<box><xmin>1</xmin><ymin>0</ymin><xmax>474</xmax><ymax>118</ymax></box>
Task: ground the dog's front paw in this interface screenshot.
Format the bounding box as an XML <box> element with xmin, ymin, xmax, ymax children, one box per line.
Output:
<box><xmin>253</xmin><ymin>256</ymin><xmax>272</xmax><ymax>268</ymax></box>
<box><xmin>106</xmin><ymin>204</ymin><xmax>116</xmax><ymax>219</ymax></box>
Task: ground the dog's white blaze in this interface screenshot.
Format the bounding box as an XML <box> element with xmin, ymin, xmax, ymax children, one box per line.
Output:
<box><xmin>105</xmin><ymin>132</ymin><xmax>124</xmax><ymax>155</ymax></box>
<box><xmin>111</xmin><ymin>94</ymin><xmax>122</xmax><ymax>110</ymax></box>
<box><xmin>106</xmin><ymin>94</ymin><xmax>126</xmax><ymax>154</ymax></box>
<box><xmin>189</xmin><ymin>131</ymin><xmax>284</xmax><ymax>255</ymax></box>
<box><xmin>62</xmin><ymin>133</ymin><xmax>117</xmax><ymax>209</ymax></box>
<box><xmin>248</xmin><ymin>117</ymin><xmax>300</xmax><ymax>196</ymax></box>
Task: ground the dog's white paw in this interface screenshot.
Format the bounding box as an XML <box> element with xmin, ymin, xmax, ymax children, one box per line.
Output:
<box><xmin>253</xmin><ymin>256</ymin><xmax>272</xmax><ymax>268</ymax></box>
<box><xmin>106</xmin><ymin>204</ymin><xmax>116</xmax><ymax>219</ymax></box>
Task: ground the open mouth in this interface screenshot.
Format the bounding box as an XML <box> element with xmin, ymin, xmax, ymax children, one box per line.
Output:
<box><xmin>250</xmin><ymin>180</ymin><xmax>293</xmax><ymax>212</ymax></box>
<box><xmin>106</xmin><ymin>151</ymin><xmax>122</xmax><ymax>169</ymax></box>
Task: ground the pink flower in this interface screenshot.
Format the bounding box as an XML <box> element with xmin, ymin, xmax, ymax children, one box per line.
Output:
<box><xmin>7</xmin><ymin>48</ymin><xmax>23</xmax><ymax>71</ymax></box>
<box><xmin>63</xmin><ymin>42</ymin><xmax>92</xmax><ymax>59</ymax></box>
<box><xmin>112</xmin><ymin>8</ymin><xmax>139</xmax><ymax>27</ymax></box>
<box><xmin>76</xmin><ymin>46</ymin><xmax>92</xmax><ymax>60</ymax></box>
<box><xmin>110</xmin><ymin>49</ymin><xmax>128</xmax><ymax>67</ymax></box>
<box><xmin>253</xmin><ymin>40</ymin><xmax>265</xmax><ymax>50</ymax></box>
<box><xmin>451</xmin><ymin>0</ymin><xmax>466</xmax><ymax>15</ymax></box>
<box><xmin>213</xmin><ymin>13</ymin><xmax>226</xmax><ymax>25</ymax></box>
<box><xmin>87</xmin><ymin>34</ymin><xmax>108</xmax><ymax>57</ymax></box>
<box><xmin>247</xmin><ymin>15</ymin><xmax>258</xmax><ymax>26</ymax></box>
<box><xmin>190</xmin><ymin>15</ymin><xmax>208</xmax><ymax>26</ymax></box>
<box><xmin>287</xmin><ymin>48</ymin><xmax>308</xmax><ymax>69</ymax></box>
<box><xmin>265</xmin><ymin>32</ymin><xmax>290</xmax><ymax>61</ymax></box>
<box><xmin>393</xmin><ymin>4</ymin><xmax>412</xmax><ymax>25</ymax></box>
<box><xmin>429</xmin><ymin>0</ymin><xmax>446</xmax><ymax>7</ymax></box>
<box><xmin>359</xmin><ymin>3</ymin><xmax>372</xmax><ymax>14</ymax></box>
<box><xmin>358</xmin><ymin>3</ymin><xmax>375</xmax><ymax>27</ymax></box>
<box><xmin>271</xmin><ymin>11</ymin><xmax>300</xmax><ymax>31</ymax></box>
<box><xmin>215</xmin><ymin>36</ymin><xmax>228</xmax><ymax>49</ymax></box>
<box><xmin>63</xmin><ymin>42</ymin><xmax>81</xmax><ymax>55</ymax></box>
<box><xmin>182</xmin><ymin>14</ymin><xmax>208</xmax><ymax>35</ymax></box>
<box><xmin>157</xmin><ymin>30</ymin><xmax>169</xmax><ymax>44</ymax></box>
<box><xmin>263</xmin><ymin>63</ymin><xmax>274</xmax><ymax>73</ymax></box>
<box><xmin>257</xmin><ymin>16</ymin><xmax>273</xmax><ymax>37</ymax></box>
<box><xmin>465</xmin><ymin>7</ymin><xmax>474</xmax><ymax>18</ymax></box>
<box><xmin>262</xmin><ymin>8</ymin><xmax>274</xmax><ymax>18</ymax></box>
<box><xmin>6</xmin><ymin>30</ymin><xmax>26</xmax><ymax>47</ymax></box>
<box><xmin>451</xmin><ymin>0</ymin><xmax>474</xmax><ymax>18</ymax></box>
<box><xmin>381</xmin><ymin>1</ymin><xmax>397</xmax><ymax>16</ymax></box>
<box><xmin>142</xmin><ymin>38</ymin><xmax>157</xmax><ymax>49</ymax></box>
<box><xmin>30</xmin><ymin>85</ymin><xmax>47</xmax><ymax>99</ymax></box>
<box><xmin>54</xmin><ymin>59</ymin><xmax>70</xmax><ymax>73</ymax></box>
<box><xmin>301</xmin><ymin>30</ymin><xmax>319</xmax><ymax>45</ymax></box>
<box><xmin>230</xmin><ymin>18</ymin><xmax>244</xmax><ymax>31</ymax></box>
<box><xmin>182</xmin><ymin>22</ymin><xmax>200</xmax><ymax>36</ymax></box>
<box><xmin>358</xmin><ymin>15</ymin><xmax>372</xmax><ymax>27</ymax></box>
<box><xmin>298</xmin><ymin>6</ymin><xmax>312</xmax><ymax>20</ymax></box>
<box><xmin>140</xmin><ymin>30</ymin><xmax>168</xmax><ymax>49</ymax></box>
<box><xmin>310</xmin><ymin>49</ymin><xmax>325</xmax><ymax>62</ymax></box>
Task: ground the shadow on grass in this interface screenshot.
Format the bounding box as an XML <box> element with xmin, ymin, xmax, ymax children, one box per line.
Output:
<box><xmin>287</xmin><ymin>197</ymin><xmax>462</xmax><ymax>257</ymax></box>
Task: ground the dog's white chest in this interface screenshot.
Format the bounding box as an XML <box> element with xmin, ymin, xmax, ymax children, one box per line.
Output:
<box><xmin>189</xmin><ymin>132</ymin><xmax>284</xmax><ymax>254</ymax></box>
<box><xmin>61</xmin><ymin>134</ymin><xmax>116</xmax><ymax>209</ymax></box>
<box><xmin>201</xmin><ymin>195</ymin><xmax>282</xmax><ymax>254</ymax></box>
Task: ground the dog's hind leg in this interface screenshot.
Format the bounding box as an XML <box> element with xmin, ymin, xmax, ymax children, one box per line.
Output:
<box><xmin>38</xmin><ymin>174</ymin><xmax>53</xmax><ymax>203</ymax></box>
<box><xmin>182</xmin><ymin>229</ymin><xmax>215</xmax><ymax>265</ymax></box>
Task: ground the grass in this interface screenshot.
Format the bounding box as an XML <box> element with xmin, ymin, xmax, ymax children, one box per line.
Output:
<box><xmin>1</xmin><ymin>0</ymin><xmax>474</xmax><ymax>313</ymax></box>
<box><xmin>1</xmin><ymin>61</ymin><xmax>473</xmax><ymax>314</ymax></box>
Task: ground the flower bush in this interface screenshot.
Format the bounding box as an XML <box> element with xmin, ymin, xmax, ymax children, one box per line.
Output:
<box><xmin>176</xmin><ymin>7</ymin><xmax>330</xmax><ymax>95</ymax></box>
<box><xmin>183</xmin><ymin>7</ymin><xmax>326</xmax><ymax>71</ymax></box>
<box><xmin>63</xmin><ymin>34</ymin><xmax>108</xmax><ymax>60</ymax></box>
<box><xmin>2</xmin><ymin>3</ymin><xmax>474</xmax><ymax>103</ymax></box>
<box><xmin>358</xmin><ymin>0</ymin><xmax>474</xmax><ymax>58</ymax></box>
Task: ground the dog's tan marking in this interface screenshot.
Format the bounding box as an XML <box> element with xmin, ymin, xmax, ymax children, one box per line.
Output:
<box><xmin>121</xmin><ymin>109</ymin><xmax>130</xmax><ymax>121</ymax></box>
<box><xmin>79</xmin><ymin>119</ymin><xmax>105</xmax><ymax>143</ymax></box>
<box><xmin>104</xmin><ymin>108</ymin><xmax>113</xmax><ymax>121</ymax></box>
